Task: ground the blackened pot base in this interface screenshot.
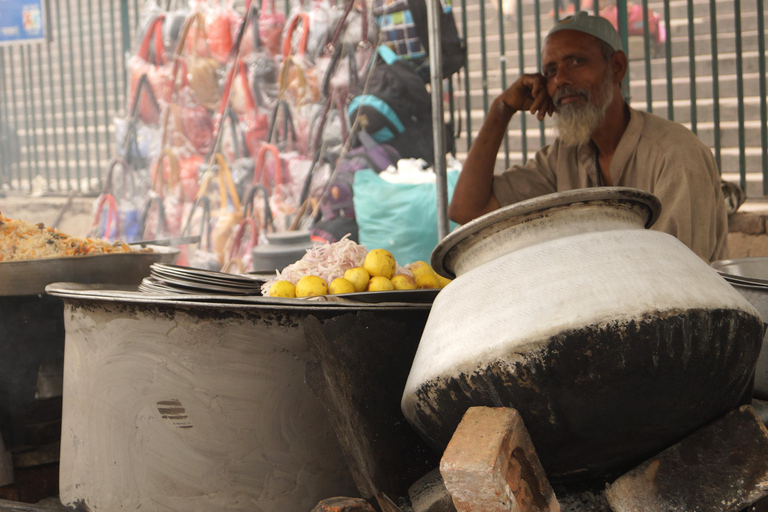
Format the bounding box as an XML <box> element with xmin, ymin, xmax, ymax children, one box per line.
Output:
<box><xmin>406</xmin><ymin>307</ymin><xmax>763</xmax><ymax>480</ymax></box>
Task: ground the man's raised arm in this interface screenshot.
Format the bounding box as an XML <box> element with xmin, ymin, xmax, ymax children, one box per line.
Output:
<box><xmin>448</xmin><ymin>74</ymin><xmax>554</xmax><ymax>225</ymax></box>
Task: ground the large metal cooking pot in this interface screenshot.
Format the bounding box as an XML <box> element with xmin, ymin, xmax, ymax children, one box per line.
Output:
<box><xmin>0</xmin><ymin>245</ymin><xmax>178</xmax><ymax>296</ymax></box>
<box><xmin>401</xmin><ymin>187</ymin><xmax>763</xmax><ymax>480</ymax></box>
<box><xmin>0</xmin><ymin>247</ymin><xmax>178</xmax><ymax>453</ymax></box>
<box><xmin>46</xmin><ymin>284</ymin><xmax>432</xmax><ymax>512</ymax></box>
<box><xmin>711</xmin><ymin>257</ymin><xmax>768</xmax><ymax>400</ymax></box>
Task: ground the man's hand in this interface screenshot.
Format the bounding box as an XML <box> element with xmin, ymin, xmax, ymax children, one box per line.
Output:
<box><xmin>500</xmin><ymin>73</ymin><xmax>555</xmax><ymax>121</ymax></box>
<box><xmin>448</xmin><ymin>74</ymin><xmax>555</xmax><ymax>225</ymax></box>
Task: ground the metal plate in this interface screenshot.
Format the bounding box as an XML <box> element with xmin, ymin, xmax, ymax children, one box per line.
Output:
<box><xmin>0</xmin><ymin>246</ymin><xmax>179</xmax><ymax>296</ymax></box>
<box><xmin>712</xmin><ymin>257</ymin><xmax>768</xmax><ymax>284</ymax></box>
<box><xmin>45</xmin><ymin>283</ymin><xmax>433</xmax><ymax>310</ymax></box>
<box><xmin>333</xmin><ymin>289</ymin><xmax>440</xmax><ymax>304</ymax></box>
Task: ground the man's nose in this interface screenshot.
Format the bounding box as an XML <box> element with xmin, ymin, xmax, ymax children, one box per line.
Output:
<box><xmin>550</xmin><ymin>66</ymin><xmax>572</xmax><ymax>89</ymax></box>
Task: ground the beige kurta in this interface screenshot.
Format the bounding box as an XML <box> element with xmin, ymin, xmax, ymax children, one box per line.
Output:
<box><xmin>492</xmin><ymin>107</ymin><xmax>728</xmax><ymax>262</ymax></box>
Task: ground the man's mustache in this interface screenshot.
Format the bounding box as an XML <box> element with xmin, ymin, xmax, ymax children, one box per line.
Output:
<box><xmin>554</xmin><ymin>88</ymin><xmax>590</xmax><ymax>108</ymax></box>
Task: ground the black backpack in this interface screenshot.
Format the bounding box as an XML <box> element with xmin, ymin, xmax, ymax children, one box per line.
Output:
<box><xmin>407</xmin><ymin>0</ymin><xmax>466</xmax><ymax>79</ymax></box>
<box><xmin>348</xmin><ymin>46</ymin><xmax>436</xmax><ymax>165</ymax></box>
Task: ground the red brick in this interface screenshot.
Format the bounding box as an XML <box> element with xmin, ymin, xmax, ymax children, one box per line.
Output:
<box><xmin>606</xmin><ymin>405</ymin><xmax>768</xmax><ymax>512</ymax></box>
<box><xmin>439</xmin><ymin>407</ymin><xmax>560</xmax><ymax>512</ymax></box>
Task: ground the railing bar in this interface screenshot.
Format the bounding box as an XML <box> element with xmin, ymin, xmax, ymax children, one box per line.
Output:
<box><xmin>99</xmin><ymin>0</ymin><xmax>114</xmax><ymax>163</ymax></box>
<box><xmin>24</xmin><ymin>46</ymin><xmax>41</xmax><ymax>182</ymax></box>
<box><xmin>708</xmin><ymin>0</ymin><xmax>721</xmax><ymax>172</ymax></box>
<box><xmin>86</xmin><ymin>0</ymin><xmax>103</xmax><ymax>191</ymax></box>
<box><xmin>497</xmin><ymin>0</ymin><xmax>509</xmax><ymax>169</ymax></box>
<box><xmin>663</xmin><ymin>0</ymin><xmax>673</xmax><ymax>120</ymax></box>
<box><xmin>55</xmin><ymin>0</ymin><xmax>72</xmax><ymax>190</ymax></box>
<box><xmin>448</xmin><ymin>76</ymin><xmax>456</xmax><ymax>157</ymax></box>
<box><xmin>460</xmin><ymin>0</ymin><xmax>472</xmax><ymax>148</ymax></box>
<box><xmin>111</xmin><ymin>2</ymin><xmax>121</xmax><ymax>113</ymax></box>
<box><xmin>479</xmin><ymin>0</ymin><xmax>489</xmax><ymax>118</ymax></box>
<box><xmin>757</xmin><ymin>0</ymin><xmax>768</xmax><ymax>195</ymax></box>
<box><xmin>45</xmin><ymin>30</ymin><xmax>63</xmax><ymax>190</ymax></box>
<box><xmin>0</xmin><ymin>49</ymin><xmax>10</xmax><ymax>189</ymax></box>
<box><xmin>77</xmin><ymin>0</ymin><xmax>94</xmax><ymax>191</ymax></box>
<box><xmin>133</xmin><ymin>1</ymin><xmax>140</xmax><ymax>34</ymax></box>
<box><xmin>641</xmin><ymin>0</ymin><xmax>652</xmax><ymax>113</ymax></box>
<box><xmin>733</xmin><ymin>0</ymin><xmax>746</xmax><ymax>193</ymax></box>
<box><xmin>121</xmin><ymin>1</ymin><xmax>131</xmax><ymax>95</ymax></box>
<box><xmin>617</xmin><ymin>0</ymin><xmax>628</xmax><ymax>93</ymax></box>
<box><xmin>516</xmin><ymin>0</ymin><xmax>527</xmax><ymax>162</ymax></box>
<box><xmin>35</xmin><ymin>46</ymin><xmax>51</xmax><ymax>187</ymax></box>
<box><xmin>534</xmin><ymin>0</ymin><xmax>544</xmax><ymax>147</ymax></box>
<box><xmin>18</xmin><ymin>48</ymin><xmax>33</xmax><ymax>189</ymax></box>
<box><xmin>65</xmin><ymin>0</ymin><xmax>83</xmax><ymax>193</ymax></box>
<box><xmin>685</xmin><ymin>0</ymin><xmax>697</xmax><ymax>134</ymax></box>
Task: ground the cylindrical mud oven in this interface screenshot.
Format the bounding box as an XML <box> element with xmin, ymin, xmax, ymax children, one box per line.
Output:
<box><xmin>402</xmin><ymin>188</ymin><xmax>764</xmax><ymax>480</ymax></box>
<box><xmin>46</xmin><ymin>285</ymin><xmax>431</xmax><ymax>511</ymax></box>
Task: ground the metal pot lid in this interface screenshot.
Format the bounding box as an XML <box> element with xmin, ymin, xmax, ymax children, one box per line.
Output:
<box><xmin>265</xmin><ymin>230</ymin><xmax>313</xmax><ymax>246</ymax></box>
<box><xmin>431</xmin><ymin>187</ymin><xmax>661</xmax><ymax>278</ymax></box>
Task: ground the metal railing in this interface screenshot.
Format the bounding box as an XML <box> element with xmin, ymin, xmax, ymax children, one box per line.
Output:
<box><xmin>451</xmin><ymin>0</ymin><xmax>768</xmax><ymax>197</ymax></box>
<box><xmin>1</xmin><ymin>0</ymin><xmax>766</xmax><ymax>198</ymax></box>
<box><xmin>0</xmin><ymin>0</ymin><xmax>144</xmax><ymax>195</ymax></box>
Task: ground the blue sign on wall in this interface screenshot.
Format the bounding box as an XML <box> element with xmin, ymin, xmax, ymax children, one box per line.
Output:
<box><xmin>0</xmin><ymin>0</ymin><xmax>48</xmax><ymax>45</ymax></box>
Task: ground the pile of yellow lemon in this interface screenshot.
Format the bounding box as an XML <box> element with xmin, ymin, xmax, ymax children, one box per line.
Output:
<box><xmin>268</xmin><ymin>248</ymin><xmax>452</xmax><ymax>298</ymax></box>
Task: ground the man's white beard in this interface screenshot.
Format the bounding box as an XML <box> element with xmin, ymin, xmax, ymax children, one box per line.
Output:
<box><xmin>554</xmin><ymin>75</ymin><xmax>614</xmax><ymax>147</ymax></box>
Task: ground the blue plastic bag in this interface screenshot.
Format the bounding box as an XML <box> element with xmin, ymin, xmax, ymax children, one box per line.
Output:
<box><xmin>353</xmin><ymin>169</ymin><xmax>460</xmax><ymax>265</ymax></box>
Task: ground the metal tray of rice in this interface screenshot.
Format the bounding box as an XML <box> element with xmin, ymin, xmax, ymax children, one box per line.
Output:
<box><xmin>0</xmin><ymin>212</ymin><xmax>178</xmax><ymax>296</ymax></box>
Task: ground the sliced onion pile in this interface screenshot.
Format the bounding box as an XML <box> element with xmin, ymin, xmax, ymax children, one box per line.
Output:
<box><xmin>260</xmin><ymin>235</ymin><xmax>370</xmax><ymax>295</ymax></box>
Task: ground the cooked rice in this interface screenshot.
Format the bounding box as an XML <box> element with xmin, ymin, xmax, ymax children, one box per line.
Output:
<box><xmin>0</xmin><ymin>211</ymin><xmax>144</xmax><ymax>262</ymax></box>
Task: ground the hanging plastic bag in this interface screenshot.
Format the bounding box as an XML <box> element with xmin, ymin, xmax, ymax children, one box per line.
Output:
<box><xmin>230</xmin><ymin>60</ymin><xmax>270</xmax><ymax>157</ymax></box>
<box><xmin>181</xmin><ymin>195</ymin><xmax>221</xmax><ymax>270</ymax></box>
<box><xmin>115</xmin><ymin>73</ymin><xmax>162</xmax><ymax>168</ymax></box>
<box><xmin>149</xmin><ymin>149</ymin><xmax>186</xmax><ymax>238</ymax></box>
<box><xmin>91</xmin><ymin>158</ymin><xmax>146</xmax><ymax>242</ymax></box>
<box><xmin>181</xmin><ymin>12</ymin><xmax>222</xmax><ymax>112</ymax></box>
<box><xmin>353</xmin><ymin>169</ymin><xmax>460</xmax><ymax>265</ymax></box>
<box><xmin>208</xmin><ymin>154</ymin><xmax>244</xmax><ymax>264</ymax></box>
<box><xmin>257</xmin><ymin>0</ymin><xmax>286</xmax><ymax>56</ymax></box>
<box><xmin>206</xmin><ymin>0</ymin><xmax>239</xmax><ymax>64</ymax></box>
<box><xmin>315</xmin><ymin>0</ymin><xmax>374</xmax><ymax>101</ymax></box>
<box><xmin>127</xmin><ymin>14</ymin><xmax>174</xmax><ymax>125</ymax></box>
<box><xmin>253</xmin><ymin>144</ymin><xmax>297</xmax><ymax>232</ymax></box>
<box><xmin>278</xmin><ymin>14</ymin><xmax>320</xmax><ymax>106</ymax></box>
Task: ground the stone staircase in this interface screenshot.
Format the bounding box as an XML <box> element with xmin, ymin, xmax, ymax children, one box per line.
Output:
<box><xmin>448</xmin><ymin>0</ymin><xmax>767</xmax><ymax>196</ymax></box>
<box><xmin>1</xmin><ymin>0</ymin><xmax>765</xmax><ymax>197</ymax></box>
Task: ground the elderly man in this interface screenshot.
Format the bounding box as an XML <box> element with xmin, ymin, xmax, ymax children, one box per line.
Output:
<box><xmin>448</xmin><ymin>11</ymin><xmax>728</xmax><ymax>262</ymax></box>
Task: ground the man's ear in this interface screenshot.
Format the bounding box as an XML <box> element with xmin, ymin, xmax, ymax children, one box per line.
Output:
<box><xmin>611</xmin><ymin>50</ymin><xmax>628</xmax><ymax>83</ymax></box>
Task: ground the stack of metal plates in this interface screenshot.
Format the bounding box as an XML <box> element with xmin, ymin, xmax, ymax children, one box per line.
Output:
<box><xmin>139</xmin><ymin>264</ymin><xmax>266</xmax><ymax>295</ymax></box>
<box><xmin>712</xmin><ymin>257</ymin><xmax>768</xmax><ymax>290</ymax></box>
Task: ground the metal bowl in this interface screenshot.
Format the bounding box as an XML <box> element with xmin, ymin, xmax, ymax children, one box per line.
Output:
<box><xmin>0</xmin><ymin>245</ymin><xmax>178</xmax><ymax>296</ymax></box>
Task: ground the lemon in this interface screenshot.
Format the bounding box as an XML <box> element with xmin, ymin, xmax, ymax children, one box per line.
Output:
<box><xmin>363</xmin><ymin>249</ymin><xmax>397</xmax><ymax>279</ymax></box>
<box><xmin>329</xmin><ymin>277</ymin><xmax>355</xmax><ymax>295</ymax></box>
<box><xmin>409</xmin><ymin>261</ymin><xmax>434</xmax><ymax>279</ymax></box>
<box><xmin>344</xmin><ymin>267</ymin><xmax>370</xmax><ymax>292</ymax></box>
<box><xmin>268</xmin><ymin>280</ymin><xmax>297</xmax><ymax>298</ymax></box>
<box><xmin>436</xmin><ymin>273</ymin><xmax>453</xmax><ymax>289</ymax></box>
<box><xmin>391</xmin><ymin>274</ymin><xmax>417</xmax><ymax>290</ymax></box>
<box><xmin>415</xmin><ymin>271</ymin><xmax>440</xmax><ymax>289</ymax></box>
<box><xmin>295</xmin><ymin>275</ymin><xmax>328</xmax><ymax>297</ymax></box>
<box><xmin>368</xmin><ymin>276</ymin><xmax>394</xmax><ymax>292</ymax></box>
